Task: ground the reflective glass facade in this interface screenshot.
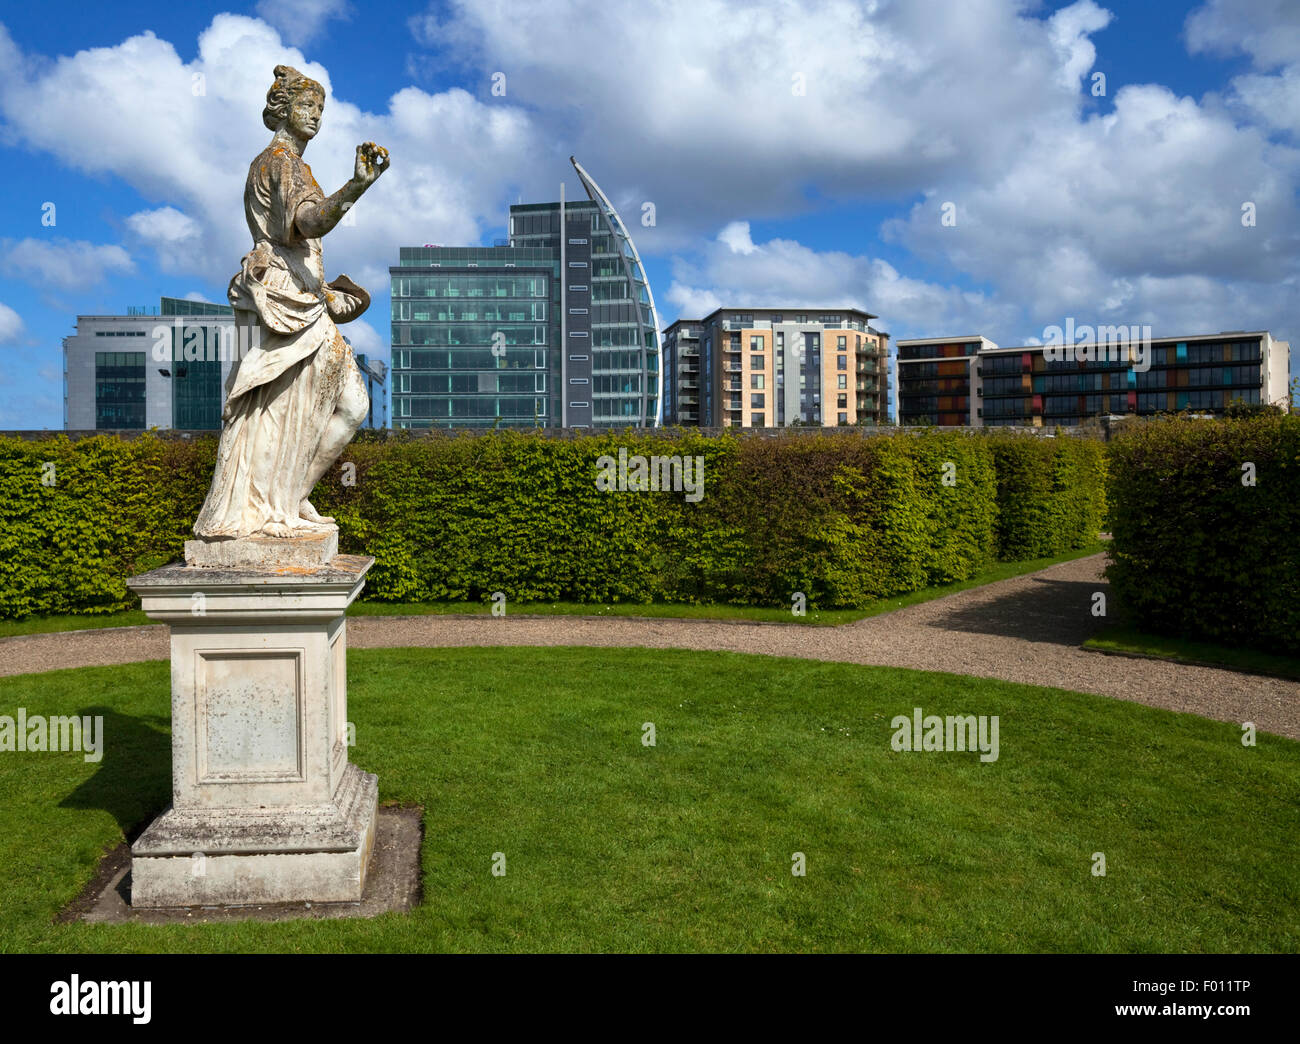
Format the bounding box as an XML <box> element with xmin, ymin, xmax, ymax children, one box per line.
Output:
<box><xmin>389</xmin><ymin>163</ymin><xmax>662</xmax><ymax>429</ymax></box>
<box><xmin>94</xmin><ymin>351</ymin><xmax>146</xmax><ymax>429</ymax></box>
<box><xmin>390</xmin><ymin>247</ymin><xmax>555</xmax><ymax>428</ymax></box>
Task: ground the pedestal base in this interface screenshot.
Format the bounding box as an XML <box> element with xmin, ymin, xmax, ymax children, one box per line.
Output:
<box><xmin>126</xmin><ymin>553</ymin><xmax>376</xmax><ymax>909</ymax></box>
<box><xmin>130</xmin><ymin>763</ymin><xmax>378</xmax><ymax>907</ymax></box>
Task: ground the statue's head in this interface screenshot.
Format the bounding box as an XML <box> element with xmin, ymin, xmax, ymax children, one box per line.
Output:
<box><xmin>262</xmin><ymin>64</ymin><xmax>326</xmax><ymax>140</ymax></box>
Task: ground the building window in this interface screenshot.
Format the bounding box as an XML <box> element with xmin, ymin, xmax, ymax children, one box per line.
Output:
<box><xmin>570</xmin><ymin>284</ymin><xmax>588</xmax><ymax>291</ymax></box>
<box><xmin>837</xmin><ymin>375</ymin><xmax>847</xmax><ymax>389</ymax></box>
<box><xmin>751</xmin><ymin>393</ymin><xmax>765</xmax><ymax>408</ymax></box>
<box><xmin>568</xmin><ymin>261</ymin><xmax>587</xmax><ymax>268</ymax></box>
<box><xmin>569</xmin><ymin>354</ymin><xmax>589</xmax><ymax>361</ymax></box>
<box><xmin>570</xmin><ymin>331</ymin><xmax>589</xmax><ymax>337</ymax></box>
<box><xmin>94</xmin><ymin>351</ymin><xmax>146</xmax><ymax>429</ymax></box>
<box><xmin>837</xmin><ymin>355</ymin><xmax>847</xmax><ymax>370</ymax></box>
<box><xmin>750</xmin><ymin>354</ymin><xmax>764</xmax><ymax>370</ymax></box>
<box><xmin>570</xmin><ymin>377</ymin><xmax>589</xmax><ymax>385</ymax></box>
<box><xmin>751</xmin><ymin>374</ymin><xmax>765</xmax><ymax>389</ymax></box>
<box><xmin>837</xmin><ymin>336</ymin><xmax>847</xmax><ymax>349</ymax></box>
<box><xmin>838</xmin><ymin>412</ymin><xmax>848</xmax><ymax>424</ymax></box>
<box><xmin>752</xmin><ymin>414</ymin><xmax>765</xmax><ymax>427</ymax></box>
<box><xmin>570</xmin><ymin>401</ymin><xmax>589</xmax><ymax>408</ymax></box>
<box><xmin>568</xmin><ymin>238</ymin><xmax>588</xmax><ymax>245</ymax></box>
<box><xmin>569</xmin><ymin>308</ymin><xmax>588</xmax><ymax>314</ymax></box>
<box><xmin>837</xmin><ymin>394</ymin><xmax>847</xmax><ymax>408</ymax></box>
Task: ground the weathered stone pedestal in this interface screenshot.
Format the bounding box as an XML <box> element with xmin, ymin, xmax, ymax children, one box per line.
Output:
<box><xmin>125</xmin><ymin>550</ymin><xmax>377</xmax><ymax>907</ymax></box>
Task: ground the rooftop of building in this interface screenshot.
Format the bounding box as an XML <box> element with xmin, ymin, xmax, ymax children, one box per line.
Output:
<box><xmin>509</xmin><ymin>200</ymin><xmax>599</xmax><ymax>213</ymax></box>
<box><xmin>667</xmin><ymin>307</ymin><xmax>880</xmax><ymax>328</ymax></box>
<box><xmin>898</xmin><ymin>330</ymin><xmax>1278</xmax><ymax>352</ymax></box>
<box><xmin>895</xmin><ymin>335</ymin><xmax>997</xmax><ymax>348</ymax></box>
<box><xmin>393</xmin><ymin>244</ymin><xmax>556</xmax><ymax>268</ymax></box>
<box><xmin>71</xmin><ymin>295</ymin><xmax>233</xmax><ymax>321</ymax></box>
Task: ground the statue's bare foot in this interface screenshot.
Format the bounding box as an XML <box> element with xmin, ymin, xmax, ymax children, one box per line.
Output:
<box><xmin>261</xmin><ymin>521</ymin><xmax>294</xmax><ymax>537</ymax></box>
<box><xmin>300</xmin><ymin>499</ymin><xmax>335</xmax><ymax>525</ymax></box>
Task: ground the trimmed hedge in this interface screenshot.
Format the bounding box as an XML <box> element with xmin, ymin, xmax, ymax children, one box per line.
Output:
<box><xmin>1105</xmin><ymin>414</ymin><xmax>1300</xmax><ymax>654</ymax></box>
<box><xmin>988</xmin><ymin>433</ymin><xmax>1107</xmax><ymax>560</ymax></box>
<box><xmin>0</xmin><ymin>429</ymin><xmax>1105</xmax><ymax>618</ymax></box>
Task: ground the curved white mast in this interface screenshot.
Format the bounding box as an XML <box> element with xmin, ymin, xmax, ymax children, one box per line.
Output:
<box><xmin>570</xmin><ymin>157</ymin><xmax>663</xmax><ymax>428</ymax></box>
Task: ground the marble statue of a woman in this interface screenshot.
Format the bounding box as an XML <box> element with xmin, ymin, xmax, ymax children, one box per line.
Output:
<box><xmin>192</xmin><ymin>64</ymin><xmax>389</xmax><ymax>544</ymax></box>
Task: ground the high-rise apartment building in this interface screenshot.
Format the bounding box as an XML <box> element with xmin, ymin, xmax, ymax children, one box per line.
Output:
<box><xmin>895</xmin><ymin>331</ymin><xmax>1291</xmax><ymax>427</ymax></box>
<box><xmin>663</xmin><ymin>308</ymin><xmax>889</xmax><ymax>427</ymax></box>
<box><xmin>389</xmin><ymin>158</ymin><xmax>662</xmax><ymax>429</ymax></box>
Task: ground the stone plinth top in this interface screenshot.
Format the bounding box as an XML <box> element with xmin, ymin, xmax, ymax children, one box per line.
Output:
<box><xmin>130</xmin><ymin>553</ymin><xmax>372</xmax><ymax>588</ymax></box>
<box><xmin>126</xmin><ymin>555</ymin><xmax>374</xmax><ymax>625</ymax></box>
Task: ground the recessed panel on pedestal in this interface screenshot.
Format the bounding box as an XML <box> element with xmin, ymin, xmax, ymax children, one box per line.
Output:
<box><xmin>196</xmin><ymin>650</ymin><xmax>304</xmax><ymax>783</ymax></box>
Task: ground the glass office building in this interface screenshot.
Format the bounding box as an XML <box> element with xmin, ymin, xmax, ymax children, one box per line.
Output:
<box><xmin>389</xmin><ymin>246</ymin><xmax>556</xmax><ymax>427</ymax></box>
<box><xmin>64</xmin><ymin>296</ymin><xmax>234</xmax><ymax>431</ymax></box>
<box><xmin>390</xmin><ymin>158</ymin><xmax>661</xmax><ymax>429</ymax></box>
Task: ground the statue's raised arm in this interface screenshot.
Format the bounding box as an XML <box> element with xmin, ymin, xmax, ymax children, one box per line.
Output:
<box><xmin>191</xmin><ymin>65</ymin><xmax>390</xmax><ymax>546</ymax></box>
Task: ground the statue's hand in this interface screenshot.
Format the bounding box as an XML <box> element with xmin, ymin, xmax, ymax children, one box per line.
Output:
<box><xmin>353</xmin><ymin>142</ymin><xmax>390</xmax><ymax>189</ymax></box>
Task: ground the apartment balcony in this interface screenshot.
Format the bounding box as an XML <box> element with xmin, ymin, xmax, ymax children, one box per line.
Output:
<box><xmin>678</xmin><ymin>394</ymin><xmax>699</xmax><ymax>405</ymax></box>
<box><xmin>856</xmin><ymin>361</ymin><xmax>879</xmax><ymax>374</ymax></box>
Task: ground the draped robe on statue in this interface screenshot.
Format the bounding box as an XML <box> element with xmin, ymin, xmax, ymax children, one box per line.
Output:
<box><xmin>194</xmin><ymin>143</ymin><xmax>369</xmax><ymax>538</ymax></box>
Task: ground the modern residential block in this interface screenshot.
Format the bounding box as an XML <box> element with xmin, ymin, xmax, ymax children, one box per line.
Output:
<box><xmin>663</xmin><ymin>308</ymin><xmax>889</xmax><ymax>427</ymax></box>
<box><xmin>895</xmin><ymin>331</ymin><xmax>1291</xmax><ymax>426</ymax></box>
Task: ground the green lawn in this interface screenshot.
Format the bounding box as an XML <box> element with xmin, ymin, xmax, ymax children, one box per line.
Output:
<box><xmin>1084</xmin><ymin>624</ymin><xmax>1300</xmax><ymax>682</ymax></box>
<box><xmin>0</xmin><ymin>645</ymin><xmax>1295</xmax><ymax>953</ymax></box>
<box><xmin>0</xmin><ymin>544</ymin><xmax>1105</xmax><ymax>636</ymax></box>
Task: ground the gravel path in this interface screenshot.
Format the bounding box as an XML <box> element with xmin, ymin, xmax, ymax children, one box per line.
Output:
<box><xmin>2</xmin><ymin>554</ymin><xmax>1296</xmax><ymax>739</ymax></box>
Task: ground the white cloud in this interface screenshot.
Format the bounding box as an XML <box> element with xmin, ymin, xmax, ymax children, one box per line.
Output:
<box><xmin>410</xmin><ymin>0</ymin><xmax>1128</xmax><ymax>251</ymax></box>
<box><xmin>0</xmin><ymin>237</ymin><xmax>134</xmax><ymax>291</ymax></box>
<box><xmin>0</xmin><ymin>1</ymin><xmax>1295</xmax><ymax>391</ymax></box>
<box><xmin>340</xmin><ymin>318</ymin><xmax>383</xmax><ymax>357</ymax></box>
<box><xmin>717</xmin><ymin>221</ymin><xmax>758</xmax><ymax>255</ymax></box>
<box><xmin>0</xmin><ymin>302</ymin><xmax>24</xmax><ymax>343</ymax></box>
<box><xmin>126</xmin><ymin>206</ymin><xmax>203</xmax><ymax>273</ymax></box>
<box><xmin>0</xmin><ymin>15</ymin><xmax>540</xmax><ymax>295</ymax></box>
<box><xmin>666</xmin><ymin>225</ymin><xmax>1013</xmax><ymax>340</ymax></box>
<box><xmin>880</xmin><ymin>77</ymin><xmax>1300</xmax><ymax>343</ymax></box>
<box><xmin>255</xmin><ymin>0</ymin><xmax>350</xmax><ymax>47</ymax></box>
<box><xmin>1048</xmin><ymin>0</ymin><xmax>1112</xmax><ymax>91</ymax></box>
<box><xmin>1185</xmin><ymin>0</ymin><xmax>1300</xmax><ymax>140</ymax></box>
<box><xmin>1185</xmin><ymin>0</ymin><xmax>1300</xmax><ymax>70</ymax></box>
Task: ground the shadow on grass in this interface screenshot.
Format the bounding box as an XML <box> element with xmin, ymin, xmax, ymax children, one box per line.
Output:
<box><xmin>59</xmin><ymin>705</ymin><xmax>171</xmax><ymax>839</ymax></box>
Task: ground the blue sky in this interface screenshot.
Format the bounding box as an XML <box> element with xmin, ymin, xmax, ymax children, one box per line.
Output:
<box><xmin>0</xmin><ymin>0</ymin><xmax>1296</xmax><ymax>428</ymax></box>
